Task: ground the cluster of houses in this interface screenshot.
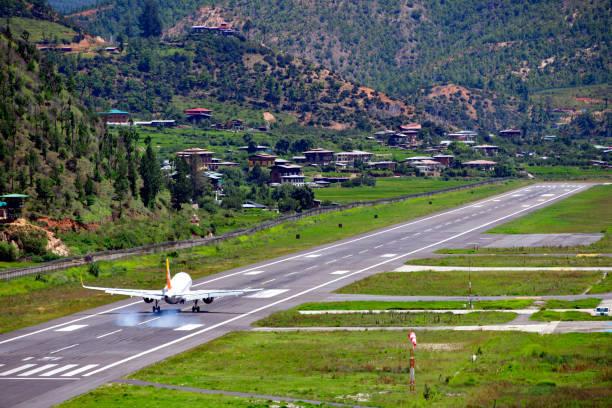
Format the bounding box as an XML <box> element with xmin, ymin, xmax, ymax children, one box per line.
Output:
<box><xmin>191</xmin><ymin>21</ymin><xmax>238</xmax><ymax>36</ymax></box>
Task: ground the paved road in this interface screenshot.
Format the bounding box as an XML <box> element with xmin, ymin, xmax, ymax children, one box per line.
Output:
<box><xmin>0</xmin><ymin>182</ymin><xmax>597</xmax><ymax>407</ymax></box>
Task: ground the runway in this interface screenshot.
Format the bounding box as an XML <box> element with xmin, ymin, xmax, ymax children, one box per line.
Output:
<box><xmin>0</xmin><ymin>182</ymin><xmax>596</xmax><ymax>407</ymax></box>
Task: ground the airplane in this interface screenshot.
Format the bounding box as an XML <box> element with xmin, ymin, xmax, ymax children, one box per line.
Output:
<box><xmin>82</xmin><ymin>259</ymin><xmax>261</xmax><ymax>313</ymax></box>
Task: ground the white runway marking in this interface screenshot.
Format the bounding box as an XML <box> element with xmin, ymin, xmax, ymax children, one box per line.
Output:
<box><xmin>341</xmin><ymin>254</ymin><xmax>353</xmax><ymax>259</ymax></box>
<box><xmin>174</xmin><ymin>324</ymin><xmax>204</xmax><ymax>332</ymax></box>
<box><xmin>304</xmin><ymin>265</ymin><xmax>317</xmax><ymax>271</ymax></box>
<box><xmin>358</xmin><ymin>249</ymin><xmax>368</xmax><ymax>254</ymax></box>
<box><xmin>261</xmin><ymin>279</ymin><xmax>276</xmax><ymax>285</ymax></box>
<box><xmin>50</xmin><ymin>344</ymin><xmax>79</xmax><ymax>354</ymax></box>
<box><xmin>247</xmin><ymin>289</ymin><xmax>289</xmax><ymax>298</ymax></box>
<box><xmin>472</xmin><ymin>205</ymin><xmax>483</xmax><ymax>208</ymax></box>
<box><xmin>493</xmin><ymin>199</ymin><xmax>501</xmax><ymax>202</ymax></box>
<box><xmin>0</xmin><ymin>364</ymin><xmax>37</xmax><ymax>376</ymax></box>
<box><xmin>424</xmin><ymin>228</ymin><xmax>432</xmax><ymax>232</ymax></box>
<box><xmin>18</xmin><ymin>364</ymin><xmax>58</xmax><ymax>377</ymax></box>
<box><xmin>374</xmin><ymin>244</ymin><xmax>383</xmax><ymax>249</ymax></box>
<box><xmin>54</xmin><ymin>324</ymin><xmax>88</xmax><ymax>332</ymax></box>
<box><xmin>0</xmin><ymin>377</ymin><xmax>79</xmax><ymax>381</ymax></box>
<box><xmin>38</xmin><ymin>357</ymin><xmax>61</xmax><ymax>362</ymax></box>
<box><xmin>83</xmin><ymin>185</ymin><xmax>587</xmax><ymax>378</ymax></box>
<box><xmin>413</xmin><ymin>232</ymin><xmax>421</xmax><ymax>236</ymax></box>
<box><xmin>511</xmin><ymin>194</ymin><xmax>523</xmax><ymax>197</ymax></box>
<box><xmin>400</xmin><ymin>236</ymin><xmax>410</xmax><ymax>240</ymax></box>
<box><xmin>96</xmin><ymin>329</ymin><xmax>123</xmax><ymax>338</ymax></box>
<box><xmin>61</xmin><ymin>364</ymin><xmax>99</xmax><ymax>377</ymax></box>
<box><xmin>138</xmin><ymin>317</ymin><xmax>161</xmax><ymax>326</ymax></box>
<box><xmin>40</xmin><ymin>364</ymin><xmax>78</xmax><ymax>377</ymax></box>
<box><xmin>541</xmin><ymin>194</ymin><xmax>555</xmax><ymax>197</ymax></box>
<box><xmin>284</xmin><ymin>272</ymin><xmax>300</xmax><ymax>277</ymax></box>
<box><xmin>380</xmin><ymin>254</ymin><xmax>397</xmax><ymax>258</ymax></box>
<box><xmin>330</xmin><ymin>270</ymin><xmax>350</xmax><ymax>275</ymax></box>
<box><xmin>325</xmin><ymin>259</ymin><xmax>337</xmax><ymax>264</ymax></box>
<box><xmin>304</xmin><ymin>254</ymin><xmax>321</xmax><ymax>258</ymax></box>
<box><xmin>244</xmin><ymin>270</ymin><xmax>265</xmax><ymax>275</ymax></box>
<box><xmin>21</xmin><ymin>357</ymin><xmax>33</xmax><ymax>361</ymax></box>
<box><xmin>522</xmin><ymin>204</ymin><xmax>530</xmax><ymax>208</ymax></box>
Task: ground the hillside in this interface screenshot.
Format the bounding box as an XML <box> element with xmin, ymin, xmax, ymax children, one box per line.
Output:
<box><xmin>60</xmin><ymin>34</ymin><xmax>413</xmax><ymax>130</ymax></box>
<box><xmin>64</xmin><ymin>0</ymin><xmax>610</xmax><ymax>129</ymax></box>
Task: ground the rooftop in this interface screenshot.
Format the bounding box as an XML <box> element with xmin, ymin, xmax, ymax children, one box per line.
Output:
<box><xmin>0</xmin><ymin>194</ymin><xmax>29</xmax><ymax>198</ymax></box>
<box><xmin>463</xmin><ymin>160</ymin><xmax>497</xmax><ymax>165</ymax></box>
<box><xmin>100</xmin><ymin>109</ymin><xmax>129</xmax><ymax>115</ymax></box>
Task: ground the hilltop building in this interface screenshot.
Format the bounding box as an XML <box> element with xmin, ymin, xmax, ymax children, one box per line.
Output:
<box><xmin>499</xmin><ymin>128</ymin><xmax>521</xmax><ymax>138</ymax></box>
<box><xmin>248</xmin><ymin>153</ymin><xmax>278</xmax><ymax>167</ymax></box>
<box><xmin>270</xmin><ymin>164</ymin><xmax>305</xmax><ymax>186</ymax></box>
<box><xmin>100</xmin><ymin>109</ymin><xmax>130</xmax><ymax>124</ymax></box>
<box><xmin>176</xmin><ymin>148</ymin><xmax>214</xmax><ymax>170</ymax></box>
<box><xmin>334</xmin><ymin>150</ymin><xmax>373</xmax><ymax>165</ymax></box>
<box><xmin>184</xmin><ymin>108</ymin><xmax>213</xmax><ymax>122</ymax></box>
<box><xmin>303</xmin><ymin>148</ymin><xmax>335</xmax><ymax>165</ymax></box>
<box><xmin>0</xmin><ymin>194</ymin><xmax>28</xmax><ymax>222</ymax></box>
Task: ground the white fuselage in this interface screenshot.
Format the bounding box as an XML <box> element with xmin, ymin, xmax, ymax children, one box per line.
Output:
<box><xmin>163</xmin><ymin>272</ymin><xmax>193</xmax><ymax>304</ymax></box>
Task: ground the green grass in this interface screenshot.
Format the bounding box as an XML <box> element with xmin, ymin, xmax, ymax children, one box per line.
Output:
<box><xmin>314</xmin><ymin>177</ymin><xmax>476</xmax><ymax>203</ymax></box>
<box><xmin>0</xmin><ymin>180</ymin><xmax>527</xmax><ymax>334</ymax></box>
<box><xmin>524</xmin><ymin>165</ymin><xmax>612</xmax><ymax>180</ymax></box>
<box><xmin>59</xmin><ymin>383</ymin><xmax>328</xmax><ymax>408</ymax></box>
<box><xmin>543</xmin><ymin>299</ymin><xmax>602</xmax><ymax>309</ymax></box>
<box><xmin>7</xmin><ymin>17</ymin><xmax>77</xmax><ymax>43</ymax></box>
<box><xmin>489</xmin><ymin>185</ymin><xmax>611</xmax><ymax>234</ymax></box>
<box><xmin>120</xmin><ymin>330</ymin><xmax>611</xmax><ymax>407</ymax></box>
<box><xmin>589</xmin><ymin>274</ymin><xmax>612</xmax><ymax>294</ymax></box>
<box><xmin>530</xmin><ymin>310</ymin><xmax>612</xmax><ymax>322</ymax></box>
<box><xmin>406</xmin><ymin>255</ymin><xmax>612</xmax><ymax>267</ymax></box>
<box><xmin>298</xmin><ymin>300</ymin><xmax>534</xmax><ymax>311</ymax></box>
<box><xmin>530</xmin><ymin>84</ymin><xmax>611</xmax><ymax>112</ymax></box>
<box><xmin>255</xmin><ymin>309</ymin><xmax>516</xmax><ymax>327</ymax></box>
<box><xmin>336</xmin><ymin>271</ymin><xmax>603</xmax><ymax>296</ymax></box>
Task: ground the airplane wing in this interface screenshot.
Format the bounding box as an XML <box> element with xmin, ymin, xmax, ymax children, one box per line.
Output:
<box><xmin>180</xmin><ymin>288</ymin><xmax>262</xmax><ymax>302</ymax></box>
<box><xmin>81</xmin><ymin>283</ymin><xmax>165</xmax><ymax>299</ymax></box>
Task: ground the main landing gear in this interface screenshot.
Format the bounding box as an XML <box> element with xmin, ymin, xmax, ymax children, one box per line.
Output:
<box><xmin>152</xmin><ymin>300</ymin><xmax>161</xmax><ymax>313</ymax></box>
<box><xmin>191</xmin><ymin>299</ymin><xmax>201</xmax><ymax>313</ymax></box>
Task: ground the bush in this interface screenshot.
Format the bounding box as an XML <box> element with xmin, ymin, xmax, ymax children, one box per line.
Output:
<box><xmin>0</xmin><ymin>241</ymin><xmax>19</xmax><ymax>261</ymax></box>
<box><xmin>88</xmin><ymin>262</ymin><xmax>101</xmax><ymax>277</ymax></box>
<box><xmin>14</xmin><ymin>229</ymin><xmax>48</xmax><ymax>256</ymax></box>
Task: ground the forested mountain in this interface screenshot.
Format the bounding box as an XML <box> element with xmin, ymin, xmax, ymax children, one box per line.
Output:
<box><xmin>63</xmin><ymin>0</ymin><xmax>610</xmax><ymax>129</ymax></box>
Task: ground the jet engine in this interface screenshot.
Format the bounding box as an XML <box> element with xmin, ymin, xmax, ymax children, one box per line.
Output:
<box><xmin>143</xmin><ymin>298</ymin><xmax>154</xmax><ymax>303</ymax></box>
<box><xmin>203</xmin><ymin>297</ymin><xmax>214</xmax><ymax>304</ymax></box>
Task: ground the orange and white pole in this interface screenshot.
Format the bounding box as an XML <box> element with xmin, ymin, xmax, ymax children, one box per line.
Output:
<box><xmin>409</xmin><ymin>331</ymin><xmax>417</xmax><ymax>392</ymax></box>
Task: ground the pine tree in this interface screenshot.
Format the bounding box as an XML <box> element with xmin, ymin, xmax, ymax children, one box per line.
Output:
<box><xmin>139</xmin><ymin>0</ymin><xmax>162</xmax><ymax>38</ymax></box>
<box><xmin>139</xmin><ymin>137</ymin><xmax>162</xmax><ymax>208</ymax></box>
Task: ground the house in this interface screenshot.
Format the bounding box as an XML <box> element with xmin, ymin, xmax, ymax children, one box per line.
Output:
<box><xmin>0</xmin><ymin>194</ymin><xmax>28</xmax><ymax>222</ymax></box>
<box><xmin>184</xmin><ymin>108</ymin><xmax>213</xmax><ymax>122</ymax></box>
<box><xmin>446</xmin><ymin>130</ymin><xmax>477</xmax><ymax>142</ymax></box>
<box><xmin>270</xmin><ymin>164</ymin><xmax>304</xmax><ymax>185</ymax></box>
<box><xmin>463</xmin><ymin>160</ymin><xmax>497</xmax><ymax>171</ymax></box>
<box><xmin>176</xmin><ymin>148</ymin><xmax>214</xmax><ymax>170</ymax></box>
<box><xmin>238</xmin><ymin>145</ymin><xmax>270</xmax><ymax>152</ymax></box>
<box><xmin>313</xmin><ymin>176</ymin><xmax>350</xmax><ymax>184</ymax></box>
<box><xmin>388</xmin><ymin>132</ymin><xmax>418</xmax><ymax>147</ymax></box>
<box><xmin>368</xmin><ymin>161</ymin><xmax>397</xmax><ymax>171</ymax></box>
<box><xmin>432</xmin><ymin>154</ymin><xmax>455</xmax><ymax>166</ymax></box>
<box><xmin>103</xmin><ymin>46</ymin><xmax>120</xmax><ymax>54</ymax></box>
<box><xmin>292</xmin><ymin>156</ymin><xmax>307</xmax><ymax>163</ymax></box>
<box><xmin>248</xmin><ymin>153</ymin><xmax>278</xmax><ymax>167</ymax></box>
<box><xmin>408</xmin><ymin>160</ymin><xmax>445</xmax><ymax>177</ymax></box>
<box><xmin>399</xmin><ymin>123</ymin><xmax>422</xmax><ymax>132</ymax></box>
<box><xmin>473</xmin><ymin>144</ymin><xmax>499</xmax><ymax>156</ymax></box>
<box><xmin>334</xmin><ymin>150</ymin><xmax>373</xmax><ymax>165</ymax></box>
<box><xmin>304</xmin><ymin>148</ymin><xmax>335</xmax><ymax>165</ymax></box>
<box><xmin>225</xmin><ymin>119</ymin><xmax>244</xmax><ymax>130</ymax></box>
<box><xmin>134</xmin><ymin>120</ymin><xmax>176</xmax><ymax>127</ymax></box>
<box><xmin>203</xmin><ymin>171</ymin><xmax>224</xmax><ymax>189</ymax></box>
<box><xmin>499</xmin><ymin>128</ymin><xmax>521</xmax><ymax>138</ymax></box>
<box><xmin>100</xmin><ymin>109</ymin><xmax>130</xmax><ymax>124</ymax></box>
<box><xmin>208</xmin><ymin>158</ymin><xmax>239</xmax><ymax>170</ymax></box>
<box><xmin>543</xmin><ymin>135</ymin><xmax>557</xmax><ymax>141</ymax></box>
<box><xmin>403</xmin><ymin>156</ymin><xmax>433</xmax><ymax>164</ymax></box>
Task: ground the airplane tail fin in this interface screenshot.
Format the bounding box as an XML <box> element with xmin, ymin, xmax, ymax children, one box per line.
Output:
<box><xmin>165</xmin><ymin>258</ymin><xmax>172</xmax><ymax>289</ymax></box>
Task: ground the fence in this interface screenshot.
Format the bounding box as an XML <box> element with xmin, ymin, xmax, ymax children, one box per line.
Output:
<box><xmin>0</xmin><ymin>178</ymin><xmax>510</xmax><ymax>280</ymax></box>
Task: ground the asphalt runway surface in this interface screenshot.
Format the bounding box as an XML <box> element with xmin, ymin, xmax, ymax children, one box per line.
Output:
<box><xmin>0</xmin><ymin>182</ymin><xmax>599</xmax><ymax>407</ymax></box>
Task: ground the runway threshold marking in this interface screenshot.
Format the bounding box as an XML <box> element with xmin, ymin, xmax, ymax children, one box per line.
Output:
<box><xmin>50</xmin><ymin>344</ymin><xmax>79</xmax><ymax>354</ymax></box>
<box><xmin>83</xmin><ymin>185</ymin><xmax>586</xmax><ymax>378</ymax></box>
<box><xmin>0</xmin><ymin>184</ymin><xmax>581</xmax><ymax>346</ymax></box>
<box><xmin>244</xmin><ymin>270</ymin><xmax>265</xmax><ymax>275</ymax></box>
<box><xmin>331</xmin><ymin>270</ymin><xmax>350</xmax><ymax>275</ymax></box>
<box><xmin>0</xmin><ymin>364</ymin><xmax>37</xmax><ymax>376</ymax></box>
<box><xmin>18</xmin><ymin>364</ymin><xmax>58</xmax><ymax>376</ymax></box>
<box><xmin>61</xmin><ymin>364</ymin><xmax>99</xmax><ymax>377</ymax></box>
<box><xmin>40</xmin><ymin>364</ymin><xmax>78</xmax><ymax>377</ymax></box>
<box><xmin>174</xmin><ymin>324</ymin><xmax>204</xmax><ymax>332</ymax></box>
<box><xmin>381</xmin><ymin>254</ymin><xmax>397</xmax><ymax>258</ymax></box>
<box><xmin>247</xmin><ymin>289</ymin><xmax>289</xmax><ymax>298</ymax></box>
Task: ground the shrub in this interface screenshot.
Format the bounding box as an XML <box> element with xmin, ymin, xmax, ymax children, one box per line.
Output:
<box><xmin>0</xmin><ymin>241</ymin><xmax>19</xmax><ymax>261</ymax></box>
<box><xmin>14</xmin><ymin>229</ymin><xmax>48</xmax><ymax>256</ymax></box>
<box><xmin>88</xmin><ymin>262</ymin><xmax>101</xmax><ymax>277</ymax></box>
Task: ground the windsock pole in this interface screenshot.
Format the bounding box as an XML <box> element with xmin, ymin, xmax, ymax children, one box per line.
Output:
<box><xmin>409</xmin><ymin>331</ymin><xmax>417</xmax><ymax>392</ymax></box>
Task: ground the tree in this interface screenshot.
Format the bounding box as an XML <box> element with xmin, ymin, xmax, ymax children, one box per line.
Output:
<box><xmin>139</xmin><ymin>0</ymin><xmax>162</xmax><ymax>38</ymax></box>
<box><xmin>139</xmin><ymin>137</ymin><xmax>162</xmax><ymax>208</ymax></box>
<box><xmin>171</xmin><ymin>158</ymin><xmax>192</xmax><ymax>209</ymax></box>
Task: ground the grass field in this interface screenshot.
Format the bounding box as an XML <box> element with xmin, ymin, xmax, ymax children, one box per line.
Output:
<box><xmin>0</xmin><ymin>181</ymin><xmax>526</xmax><ymax>334</ymax></box>
<box><xmin>60</xmin><ymin>383</ymin><xmax>324</xmax><ymax>408</ymax></box>
<box><xmin>489</xmin><ymin>185</ymin><xmax>611</xmax><ymax>234</ymax></box>
<box><xmin>530</xmin><ymin>84</ymin><xmax>610</xmax><ymax>112</ymax></box>
<box><xmin>543</xmin><ymin>299</ymin><xmax>602</xmax><ymax>309</ymax></box>
<box><xmin>336</xmin><ymin>271</ymin><xmax>602</xmax><ymax>296</ymax></box>
<box><xmin>95</xmin><ymin>330</ymin><xmax>612</xmax><ymax>407</ymax></box>
<box><xmin>525</xmin><ymin>165</ymin><xmax>612</xmax><ymax>180</ymax></box>
<box><xmin>7</xmin><ymin>17</ymin><xmax>77</xmax><ymax>42</ymax></box>
<box><xmin>256</xmin><ymin>309</ymin><xmax>515</xmax><ymax>327</ymax></box>
<box><xmin>298</xmin><ymin>300</ymin><xmax>534</xmax><ymax>311</ymax></box>
<box><xmin>314</xmin><ymin>178</ymin><xmax>476</xmax><ymax>203</ymax></box>
<box><xmin>530</xmin><ymin>310</ymin><xmax>612</xmax><ymax>322</ymax></box>
<box><xmin>406</xmin><ymin>255</ymin><xmax>612</xmax><ymax>267</ymax></box>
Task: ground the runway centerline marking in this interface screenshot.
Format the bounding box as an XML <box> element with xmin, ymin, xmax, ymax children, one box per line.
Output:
<box><xmin>374</xmin><ymin>244</ymin><xmax>383</xmax><ymax>249</ymax></box>
<box><xmin>284</xmin><ymin>272</ymin><xmax>300</xmax><ymax>277</ymax></box>
<box><xmin>50</xmin><ymin>344</ymin><xmax>79</xmax><ymax>354</ymax></box>
<box><xmin>22</xmin><ymin>357</ymin><xmax>34</xmax><ymax>361</ymax></box>
<box><xmin>137</xmin><ymin>317</ymin><xmax>161</xmax><ymax>326</ymax></box>
<box><xmin>54</xmin><ymin>325</ymin><xmax>88</xmax><ymax>332</ymax></box>
<box><xmin>0</xmin><ymin>184</ymin><xmax>579</xmax><ymax>346</ymax></box>
<box><xmin>246</xmin><ymin>289</ymin><xmax>289</xmax><ymax>299</ymax></box>
<box><xmin>96</xmin><ymin>329</ymin><xmax>123</xmax><ymax>338</ymax></box>
<box><xmin>358</xmin><ymin>249</ymin><xmax>368</xmax><ymax>254</ymax></box>
<box><xmin>84</xmin><ymin>184</ymin><xmax>586</xmax><ymax>378</ymax></box>
<box><xmin>325</xmin><ymin>259</ymin><xmax>337</xmax><ymax>264</ymax></box>
<box><xmin>304</xmin><ymin>266</ymin><xmax>317</xmax><ymax>271</ymax></box>
<box><xmin>261</xmin><ymin>279</ymin><xmax>276</xmax><ymax>285</ymax></box>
